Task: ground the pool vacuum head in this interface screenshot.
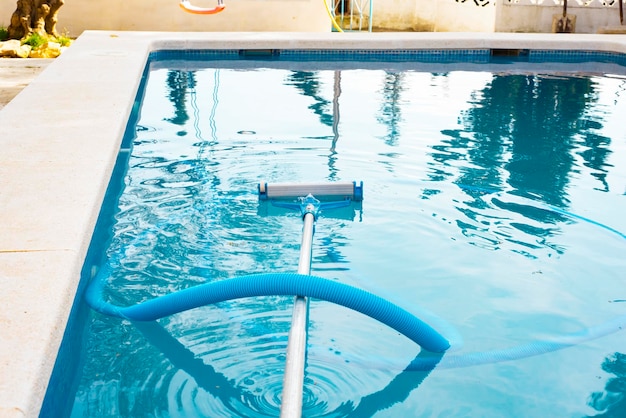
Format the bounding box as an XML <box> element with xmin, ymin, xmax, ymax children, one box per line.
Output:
<box><xmin>258</xmin><ymin>181</ymin><xmax>363</xmax><ymax>202</ymax></box>
<box><xmin>257</xmin><ymin>181</ymin><xmax>363</xmax><ymax>220</ymax></box>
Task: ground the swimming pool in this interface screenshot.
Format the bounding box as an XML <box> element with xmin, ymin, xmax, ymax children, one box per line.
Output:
<box><xmin>38</xmin><ymin>46</ymin><xmax>626</xmax><ymax>417</ymax></box>
<box><xmin>4</xmin><ymin>32</ymin><xmax>626</xmax><ymax>418</ymax></box>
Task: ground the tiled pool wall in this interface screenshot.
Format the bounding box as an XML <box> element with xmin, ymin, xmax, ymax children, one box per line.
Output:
<box><xmin>1</xmin><ymin>31</ymin><xmax>626</xmax><ymax>418</ymax></box>
<box><xmin>150</xmin><ymin>47</ymin><xmax>626</xmax><ymax>65</ymax></box>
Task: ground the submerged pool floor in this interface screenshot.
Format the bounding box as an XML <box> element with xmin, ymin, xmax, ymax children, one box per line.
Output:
<box><xmin>41</xmin><ymin>51</ymin><xmax>626</xmax><ymax>417</ymax></box>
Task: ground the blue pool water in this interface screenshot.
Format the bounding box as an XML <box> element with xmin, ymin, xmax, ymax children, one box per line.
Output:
<box><xmin>44</xmin><ymin>50</ymin><xmax>626</xmax><ymax>417</ymax></box>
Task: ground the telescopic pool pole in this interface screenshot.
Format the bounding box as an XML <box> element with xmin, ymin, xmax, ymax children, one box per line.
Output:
<box><xmin>279</xmin><ymin>199</ymin><xmax>316</xmax><ymax>418</ymax></box>
<box><xmin>258</xmin><ymin>182</ymin><xmax>364</xmax><ymax>417</ymax></box>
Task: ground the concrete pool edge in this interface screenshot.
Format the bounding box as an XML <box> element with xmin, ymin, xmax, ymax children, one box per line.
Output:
<box><xmin>1</xmin><ymin>31</ymin><xmax>626</xmax><ymax>417</ymax></box>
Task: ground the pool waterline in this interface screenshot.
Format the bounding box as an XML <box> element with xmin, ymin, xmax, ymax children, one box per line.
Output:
<box><xmin>2</xmin><ymin>31</ymin><xmax>626</xmax><ymax>417</ymax></box>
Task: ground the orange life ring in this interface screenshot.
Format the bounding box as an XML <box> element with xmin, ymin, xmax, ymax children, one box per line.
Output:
<box><xmin>179</xmin><ymin>0</ymin><xmax>225</xmax><ymax>14</ymax></box>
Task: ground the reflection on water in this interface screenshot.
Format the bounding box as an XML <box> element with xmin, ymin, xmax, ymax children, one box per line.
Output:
<box><xmin>438</xmin><ymin>74</ymin><xmax>612</xmax><ymax>207</ymax></box>
<box><xmin>164</xmin><ymin>70</ymin><xmax>195</xmax><ymax>126</ymax></box>
<box><xmin>286</xmin><ymin>71</ymin><xmax>334</xmax><ymax>128</ymax></box>
<box><xmin>47</xmin><ymin>61</ymin><xmax>626</xmax><ymax>418</ymax></box>
<box><xmin>587</xmin><ymin>353</ymin><xmax>626</xmax><ymax>417</ymax></box>
<box><xmin>377</xmin><ymin>71</ymin><xmax>405</xmax><ymax>147</ymax></box>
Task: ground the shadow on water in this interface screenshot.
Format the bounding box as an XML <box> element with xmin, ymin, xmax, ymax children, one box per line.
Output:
<box><xmin>135</xmin><ymin>320</ymin><xmax>442</xmax><ymax>417</ymax></box>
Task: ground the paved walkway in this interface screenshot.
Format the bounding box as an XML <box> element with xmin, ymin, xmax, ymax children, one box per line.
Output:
<box><xmin>0</xmin><ymin>58</ymin><xmax>53</xmax><ymax>110</ymax></box>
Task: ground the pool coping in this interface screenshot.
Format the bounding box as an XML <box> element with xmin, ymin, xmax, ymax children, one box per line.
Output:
<box><xmin>1</xmin><ymin>31</ymin><xmax>626</xmax><ymax>417</ymax></box>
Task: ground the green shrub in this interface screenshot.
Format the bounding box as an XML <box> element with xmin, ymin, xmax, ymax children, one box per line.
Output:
<box><xmin>0</xmin><ymin>25</ymin><xmax>8</xmax><ymax>41</ymax></box>
<box><xmin>22</xmin><ymin>32</ymin><xmax>46</xmax><ymax>49</ymax></box>
<box><xmin>56</xmin><ymin>34</ymin><xmax>72</xmax><ymax>47</ymax></box>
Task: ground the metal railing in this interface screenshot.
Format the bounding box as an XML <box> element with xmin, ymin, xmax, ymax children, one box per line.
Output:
<box><xmin>330</xmin><ymin>0</ymin><xmax>374</xmax><ymax>31</ymax></box>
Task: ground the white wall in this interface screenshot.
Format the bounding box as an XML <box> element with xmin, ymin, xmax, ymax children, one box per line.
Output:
<box><xmin>365</xmin><ymin>0</ymin><xmax>621</xmax><ymax>33</ymax></box>
<box><xmin>495</xmin><ymin>0</ymin><xmax>625</xmax><ymax>33</ymax></box>
<box><xmin>371</xmin><ymin>0</ymin><xmax>496</xmax><ymax>32</ymax></box>
<box><xmin>0</xmin><ymin>0</ymin><xmax>332</xmax><ymax>36</ymax></box>
<box><xmin>2</xmin><ymin>0</ymin><xmax>624</xmax><ymax>35</ymax></box>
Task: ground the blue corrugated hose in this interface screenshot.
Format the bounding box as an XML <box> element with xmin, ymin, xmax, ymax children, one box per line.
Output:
<box><xmin>85</xmin><ymin>184</ymin><xmax>626</xmax><ymax>369</ymax></box>
<box><xmin>85</xmin><ymin>256</ymin><xmax>626</xmax><ymax>370</ymax></box>
<box><xmin>85</xmin><ymin>265</ymin><xmax>451</xmax><ymax>353</ymax></box>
